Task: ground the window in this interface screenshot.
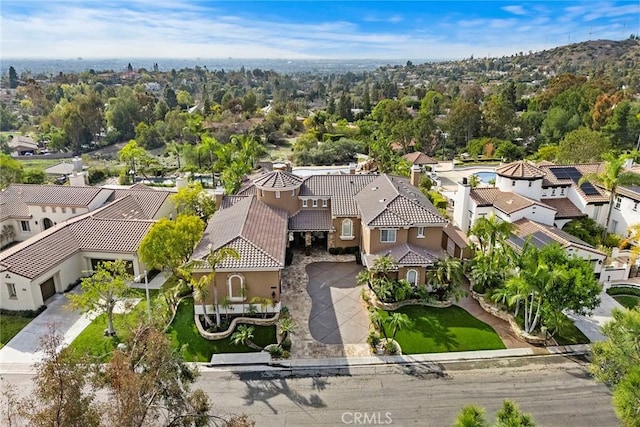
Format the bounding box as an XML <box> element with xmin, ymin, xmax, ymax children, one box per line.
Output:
<box><xmin>227</xmin><ymin>274</ymin><xmax>245</xmax><ymax>301</ymax></box>
<box><xmin>614</xmin><ymin>197</ymin><xmax>622</xmax><ymax>210</ymax></box>
<box><xmin>322</xmin><ymin>199</ymin><xmax>327</xmax><ymax>207</ymax></box>
<box><xmin>341</xmin><ymin>219</ymin><xmax>354</xmax><ymax>239</ymax></box>
<box><xmin>406</xmin><ymin>270</ymin><xmax>418</xmax><ymax>286</ymax></box>
<box><xmin>20</xmin><ymin>221</ymin><xmax>30</xmax><ymax>232</ymax></box>
<box><xmin>71</xmin><ymin>208</ymin><xmax>76</xmax><ymax>214</ymax></box>
<box><xmin>380</xmin><ymin>229</ymin><xmax>396</xmax><ymax>243</ymax></box>
<box><xmin>312</xmin><ymin>199</ymin><xmax>318</xmax><ymax>207</ymax></box>
<box><xmin>302</xmin><ymin>199</ymin><xmax>308</xmax><ymax>207</ymax></box>
<box><xmin>51</xmin><ymin>207</ymin><xmax>56</xmax><ymax>213</ymax></box>
<box><xmin>512</xmin><ymin>180</ymin><xmax>515</xmax><ymax>186</ymax></box>
<box><xmin>275</xmin><ymin>191</ymin><xmax>281</xmax><ymax>199</ymax></box>
<box><xmin>611</xmin><ymin>220</ymin><xmax>619</xmax><ymax>234</ymax></box>
<box><xmin>551</xmin><ymin>188</ymin><xmax>556</xmax><ymax>196</ymax></box>
<box><xmin>6</xmin><ymin>283</ymin><xmax>17</xmax><ymax>299</ymax></box>
<box><xmin>61</xmin><ymin>207</ymin><xmax>66</xmax><ymax>213</ymax></box>
<box><xmin>528</xmin><ymin>181</ymin><xmax>532</xmax><ymax>187</ymax></box>
<box><xmin>634</xmin><ymin>201</ymin><xmax>638</xmax><ymax>211</ymax></box>
<box><xmin>592</xmin><ymin>205</ymin><xmax>601</xmax><ymax>220</ymax></box>
<box><xmin>417</xmin><ymin>226</ymin><xmax>425</xmax><ymax>238</ymax></box>
<box><xmin>560</xmin><ymin>188</ymin><xmax>565</xmax><ymax>195</ymax></box>
<box><xmin>41</xmin><ymin>206</ymin><xmax>46</xmax><ymax>213</ymax></box>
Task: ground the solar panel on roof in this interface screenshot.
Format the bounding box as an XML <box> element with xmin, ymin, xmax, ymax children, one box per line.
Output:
<box><xmin>531</xmin><ymin>231</ymin><xmax>556</xmax><ymax>248</ymax></box>
<box><xmin>508</xmin><ymin>235</ymin><xmax>526</xmax><ymax>249</ymax></box>
<box><xmin>580</xmin><ymin>182</ymin><xmax>600</xmax><ymax>195</ymax></box>
<box><xmin>550</xmin><ymin>166</ymin><xmax>582</xmax><ymax>182</ymax></box>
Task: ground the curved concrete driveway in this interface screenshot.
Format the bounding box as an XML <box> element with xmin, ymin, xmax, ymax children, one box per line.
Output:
<box><xmin>306</xmin><ymin>262</ymin><xmax>369</xmax><ymax>345</ymax></box>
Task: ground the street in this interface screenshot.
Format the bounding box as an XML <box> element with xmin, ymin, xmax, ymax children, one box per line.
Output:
<box><xmin>1</xmin><ymin>355</ymin><xmax>617</xmax><ymax>426</ymax></box>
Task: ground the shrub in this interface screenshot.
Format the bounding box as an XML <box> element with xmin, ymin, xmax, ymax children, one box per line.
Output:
<box><xmin>0</xmin><ymin>305</ymin><xmax>46</xmax><ymax>318</ymax></box>
<box><xmin>385</xmin><ymin>340</ymin><xmax>398</xmax><ymax>355</ymax></box>
<box><xmin>367</xmin><ymin>331</ymin><xmax>380</xmax><ymax>348</ymax></box>
<box><xmin>87</xmin><ymin>168</ymin><xmax>107</xmax><ymax>184</ymax></box>
<box><xmin>607</xmin><ymin>286</ymin><xmax>640</xmax><ymax>298</ymax></box>
<box><xmin>281</xmin><ymin>338</ymin><xmax>292</xmax><ymax>351</ymax></box>
<box><xmin>64</xmin><ymin>278</ymin><xmax>82</xmax><ymax>293</ymax></box>
<box><xmin>280</xmin><ymin>306</ymin><xmax>290</xmax><ymax>318</ymax></box>
<box><xmin>604</xmin><ymin>233</ymin><xmax>622</xmax><ymax>248</ymax></box>
<box><xmin>281</xmin><ymin>350</ymin><xmax>291</xmax><ymax>359</ymax></box>
<box><xmin>269</xmin><ymin>345</ymin><xmax>284</xmax><ymax>358</ymax></box>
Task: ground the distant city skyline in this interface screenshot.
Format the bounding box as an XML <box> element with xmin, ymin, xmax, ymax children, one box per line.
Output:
<box><xmin>1</xmin><ymin>1</ymin><xmax>639</xmax><ymax>60</ymax></box>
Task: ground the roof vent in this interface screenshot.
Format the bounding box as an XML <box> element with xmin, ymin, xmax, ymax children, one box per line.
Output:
<box><xmin>372</xmin><ymin>186</ymin><xmax>378</xmax><ymax>191</ymax></box>
<box><xmin>379</xmin><ymin>198</ymin><xmax>386</xmax><ymax>203</ymax></box>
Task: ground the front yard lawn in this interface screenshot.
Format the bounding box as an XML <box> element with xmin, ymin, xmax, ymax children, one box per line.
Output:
<box><xmin>378</xmin><ymin>305</ymin><xmax>505</xmax><ymax>354</ymax></box>
<box><xmin>554</xmin><ymin>322</ymin><xmax>590</xmax><ymax>346</ymax></box>
<box><xmin>0</xmin><ymin>315</ymin><xmax>33</xmax><ymax>348</ymax></box>
<box><xmin>166</xmin><ymin>298</ymin><xmax>277</xmax><ymax>362</ymax></box>
<box><xmin>612</xmin><ymin>295</ymin><xmax>640</xmax><ymax>310</ymax></box>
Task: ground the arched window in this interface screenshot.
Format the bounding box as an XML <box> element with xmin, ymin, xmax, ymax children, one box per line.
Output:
<box><xmin>406</xmin><ymin>269</ymin><xmax>419</xmax><ymax>286</ymax></box>
<box><xmin>227</xmin><ymin>274</ymin><xmax>245</xmax><ymax>301</ymax></box>
<box><xmin>42</xmin><ymin>218</ymin><xmax>54</xmax><ymax>230</ymax></box>
<box><xmin>341</xmin><ymin>219</ymin><xmax>353</xmax><ymax>238</ymax></box>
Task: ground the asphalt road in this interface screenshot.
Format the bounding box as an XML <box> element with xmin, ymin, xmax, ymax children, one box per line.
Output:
<box><xmin>1</xmin><ymin>356</ymin><xmax>618</xmax><ymax>427</ymax></box>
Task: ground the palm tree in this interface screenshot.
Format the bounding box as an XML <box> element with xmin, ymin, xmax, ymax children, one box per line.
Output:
<box><xmin>386</xmin><ymin>312</ymin><xmax>410</xmax><ymax>342</ymax></box>
<box><xmin>188</xmin><ymin>247</ymin><xmax>240</xmax><ymax>327</ymax></box>
<box><xmin>580</xmin><ymin>152</ymin><xmax>640</xmax><ymax>242</ymax></box>
<box><xmin>468</xmin><ymin>174</ymin><xmax>481</xmax><ymax>188</ymax></box>
<box><xmin>369</xmin><ymin>309</ymin><xmax>388</xmax><ymax>340</ymax></box>
<box><xmin>469</xmin><ymin>213</ymin><xmax>514</xmax><ymax>258</ymax></box>
<box><xmin>277</xmin><ymin>316</ymin><xmax>296</xmax><ymax>344</ymax></box>
<box><xmin>250</xmin><ymin>296</ymin><xmax>273</xmax><ymax>319</ymax></box>
<box><xmin>192</xmin><ymin>273</ymin><xmax>213</xmax><ymax>327</ymax></box>
<box><xmin>166</xmin><ymin>140</ymin><xmax>185</xmax><ymax>169</ymax></box>
<box><xmin>230</xmin><ymin>324</ymin><xmax>262</xmax><ymax>350</ymax></box>
<box><xmin>427</xmin><ymin>257</ymin><xmax>464</xmax><ymax>301</ymax></box>
<box><xmin>221</xmin><ymin>296</ymin><xmax>234</xmax><ymax>322</ymax></box>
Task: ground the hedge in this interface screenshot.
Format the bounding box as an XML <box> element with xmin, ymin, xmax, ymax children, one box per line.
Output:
<box><xmin>0</xmin><ymin>305</ymin><xmax>47</xmax><ymax>318</ymax></box>
<box><xmin>607</xmin><ymin>286</ymin><xmax>640</xmax><ymax>298</ymax></box>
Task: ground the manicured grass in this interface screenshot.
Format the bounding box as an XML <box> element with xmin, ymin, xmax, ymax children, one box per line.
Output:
<box><xmin>0</xmin><ymin>315</ymin><xmax>33</xmax><ymax>349</ymax></box>
<box><xmin>612</xmin><ymin>295</ymin><xmax>640</xmax><ymax>309</ymax></box>
<box><xmin>554</xmin><ymin>322</ymin><xmax>590</xmax><ymax>346</ymax></box>
<box><xmin>166</xmin><ymin>298</ymin><xmax>277</xmax><ymax>362</ymax></box>
<box><xmin>378</xmin><ymin>305</ymin><xmax>506</xmax><ymax>354</ymax></box>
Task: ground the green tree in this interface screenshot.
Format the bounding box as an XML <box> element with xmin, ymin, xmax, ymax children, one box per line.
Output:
<box><xmin>106</xmin><ymin>87</ymin><xmax>142</xmax><ymax>140</ymax></box>
<box><xmin>386</xmin><ymin>312</ymin><xmax>410</xmax><ymax>342</ymax></box>
<box><xmin>8</xmin><ymin>66</ymin><xmax>19</xmax><ymax>88</ymax></box>
<box><xmin>193</xmin><ymin>273</ymin><xmax>213</xmax><ymax>327</ymax></box>
<box><xmin>453</xmin><ymin>405</ymin><xmax>488</xmax><ymax>427</ymax></box>
<box><xmin>67</xmin><ymin>260</ymin><xmax>133</xmax><ymax>336</ymax></box>
<box><xmin>469</xmin><ymin>213</ymin><xmax>515</xmax><ymax>261</ymax></box>
<box><xmin>188</xmin><ymin>247</ymin><xmax>240</xmax><ymax>327</ymax></box>
<box><xmin>230</xmin><ymin>325</ymin><xmax>262</xmax><ymax>350</ymax></box>
<box><xmin>117</xmin><ymin>139</ymin><xmax>148</xmax><ymax>182</ymax></box>
<box><xmin>590</xmin><ymin>308</ymin><xmax>640</xmax><ymax>427</ymax></box>
<box><xmin>0</xmin><ymin>104</ymin><xmax>18</xmax><ymax>131</ymax></box>
<box><xmin>580</xmin><ymin>152</ymin><xmax>640</xmax><ymax>241</ymax></box>
<box><xmin>170</xmin><ymin>182</ymin><xmax>217</xmax><ymax>221</ymax></box>
<box><xmin>494</xmin><ymin>400</ymin><xmax>535</xmax><ymax>427</ymax></box>
<box><xmin>0</xmin><ymin>153</ymin><xmax>23</xmax><ymax>189</ymax></box>
<box><xmin>277</xmin><ymin>316</ymin><xmax>296</xmax><ymax>343</ymax></box>
<box><xmin>445</xmin><ymin>99</ymin><xmax>482</xmax><ymax>147</ymax></box>
<box><xmin>427</xmin><ymin>257</ymin><xmax>465</xmax><ymax>302</ymax></box>
<box><xmin>22</xmin><ymin>168</ymin><xmax>46</xmax><ymax>184</ymax></box>
<box><xmin>138</xmin><ymin>214</ymin><xmax>205</xmax><ymax>277</ymax></box>
<box><xmin>557</xmin><ymin>127</ymin><xmax>610</xmax><ymax>164</ymax></box>
<box><xmin>483</xmin><ymin>95</ymin><xmax>516</xmax><ymax>140</ymax></box>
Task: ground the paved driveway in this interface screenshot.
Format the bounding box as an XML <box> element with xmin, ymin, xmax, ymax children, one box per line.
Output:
<box><xmin>306</xmin><ymin>262</ymin><xmax>369</xmax><ymax>344</ymax></box>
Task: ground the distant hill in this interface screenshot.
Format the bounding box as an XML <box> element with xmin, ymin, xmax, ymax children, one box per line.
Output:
<box><xmin>523</xmin><ymin>38</ymin><xmax>640</xmax><ymax>70</ymax></box>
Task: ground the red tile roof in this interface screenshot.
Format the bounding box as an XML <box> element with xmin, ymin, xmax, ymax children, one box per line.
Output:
<box><xmin>496</xmin><ymin>161</ymin><xmax>545</xmax><ymax>179</ymax></box>
<box><xmin>402</xmin><ymin>152</ymin><xmax>438</xmax><ymax>165</ymax></box>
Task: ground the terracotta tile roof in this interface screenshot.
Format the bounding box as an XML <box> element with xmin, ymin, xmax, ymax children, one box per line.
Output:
<box><xmin>540</xmin><ymin>198</ymin><xmax>586</xmax><ymax>219</ymax></box>
<box><xmin>364</xmin><ymin>243</ymin><xmax>439</xmax><ymax>267</ymax></box>
<box><xmin>444</xmin><ymin>224</ymin><xmax>470</xmax><ymax>248</ymax></box>
<box><xmin>496</xmin><ymin>161</ymin><xmax>545</xmax><ymax>179</ymax></box>
<box><xmin>109</xmin><ymin>188</ymin><xmax>172</xmax><ymax>218</ymax></box>
<box><xmin>92</xmin><ymin>195</ymin><xmax>149</xmax><ymax>220</ymax></box>
<box><xmin>253</xmin><ymin>170</ymin><xmax>303</xmax><ymax>189</ymax></box>
<box><xmin>617</xmin><ymin>185</ymin><xmax>640</xmax><ymax>201</ymax></box>
<box><xmin>470</xmin><ymin>188</ymin><xmax>552</xmax><ymax>215</ymax></box>
<box><xmin>356</xmin><ymin>175</ymin><xmax>446</xmax><ymax>227</ymax></box>
<box><xmin>220</xmin><ymin>195</ymin><xmax>252</xmax><ymax>209</ymax></box>
<box><xmin>0</xmin><ymin>200</ymin><xmax>156</xmax><ymax>279</ymax></box>
<box><xmin>510</xmin><ymin>218</ymin><xmax>604</xmax><ymax>256</ymax></box>
<box><xmin>288</xmin><ymin>209</ymin><xmax>332</xmax><ymax>231</ymax></box>
<box><xmin>402</xmin><ymin>152</ymin><xmax>438</xmax><ymax>165</ymax></box>
<box><xmin>4</xmin><ymin>184</ymin><xmax>108</xmax><ymax>207</ymax></box>
<box><xmin>300</xmin><ymin>174</ymin><xmax>377</xmax><ymax>217</ymax></box>
<box><xmin>236</xmin><ymin>184</ymin><xmax>257</xmax><ymax>196</ymax></box>
<box><xmin>128</xmin><ymin>183</ymin><xmax>157</xmax><ymax>191</ymax></box>
<box><xmin>193</xmin><ymin>196</ymin><xmax>287</xmax><ymax>269</ymax></box>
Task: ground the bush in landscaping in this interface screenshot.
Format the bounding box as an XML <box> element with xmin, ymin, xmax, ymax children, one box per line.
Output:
<box><xmin>607</xmin><ymin>286</ymin><xmax>640</xmax><ymax>297</ymax></box>
<box><xmin>281</xmin><ymin>350</ymin><xmax>291</xmax><ymax>359</ymax></box>
<box><xmin>280</xmin><ymin>306</ymin><xmax>290</xmax><ymax>318</ymax></box>
<box><xmin>64</xmin><ymin>278</ymin><xmax>82</xmax><ymax>293</ymax></box>
<box><xmin>281</xmin><ymin>338</ymin><xmax>292</xmax><ymax>351</ymax></box>
<box><xmin>0</xmin><ymin>305</ymin><xmax>47</xmax><ymax>318</ymax></box>
<box><xmin>268</xmin><ymin>345</ymin><xmax>284</xmax><ymax>358</ymax></box>
<box><xmin>385</xmin><ymin>340</ymin><xmax>398</xmax><ymax>355</ymax></box>
<box><xmin>367</xmin><ymin>331</ymin><xmax>380</xmax><ymax>349</ymax></box>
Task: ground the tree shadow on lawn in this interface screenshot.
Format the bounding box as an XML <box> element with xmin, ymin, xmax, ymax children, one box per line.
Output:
<box><xmin>411</xmin><ymin>315</ymin><xmax>459</xmax><ymax>352</ymax></box>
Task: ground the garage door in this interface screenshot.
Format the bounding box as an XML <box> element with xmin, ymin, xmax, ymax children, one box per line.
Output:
<box><xmin>40</xmin><ymin>277</ymin><xmax>56</xmax><ymax>302</ymax></box>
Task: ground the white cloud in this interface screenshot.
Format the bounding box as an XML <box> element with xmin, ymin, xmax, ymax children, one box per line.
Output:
<box><xmin>502</xmin><ymin>5</ymin><xmax>528</xmax><ymax>16</ymax></box>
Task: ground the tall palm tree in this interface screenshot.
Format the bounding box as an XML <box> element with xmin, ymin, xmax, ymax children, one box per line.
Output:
<box><xmin>469</xmin><ymin>213</ymin><xmax>514</xmax><ymax>258</ymax></box>
<box><xmin>427</xmin><ymin>257</ymin><xmax>464</xmax><ymax>301</ymax></box>
<box><xmin>386</xmin><ymin>312</ymin><xmax>411</xmax><ymax>341</ymax></box>
<box><xmin>188</xmin><ymin>247</ymin><xmax>240</xmax><ymax>327</ymax></box>
<box><xmin>369</xmin><ymin>309</ymin><xmax>388</xmax><ymax>340</ymax></box>
<box><xmin>192</xmin><ymin>273</ymin><xmax>213</xmax><ymax>327</ymax></box>
<box><xmin>580</xmin><ymin>153</ymin><xmax>640</xmax><ymax>242</ymax></box>
<box><xmin>230</xmin><ymin>325</ymin><xmax>262</xmax><ymax>350</ymax></box>
<box><xmin>277</xmin><ymin>316</ymin><xmax>296</xmax><ymax>343</ymax></box>
<box><xmin>166</xmin><ymin>140</ymin><xmax>185</xmax><ymax>169</ymax></box>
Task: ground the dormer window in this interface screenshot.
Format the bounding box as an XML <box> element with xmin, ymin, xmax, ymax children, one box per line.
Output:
<box><xmin>322</xmin><ymin>199</ymin><xmax>328</xmax><ymax>207</ymax></box>
<box><xmin>312</xmin><ymin>199</ymin><xmax>318</xmax><ymax>207</ymax></box>
<box><xmin>302</xmin><ymin>199</ymin><xmax>308</xmax><ymax>208</ymax></box>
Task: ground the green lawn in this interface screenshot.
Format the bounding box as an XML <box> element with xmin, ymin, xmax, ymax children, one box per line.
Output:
<box><xmin>166</xmin><ymin>298</ymin><xmax>277</xmax><ymax>362</ymax></box>
<box><xmin>612</xmin><ymin>295</ymin><xmax>640</xmax><ymax>310</ymax></box>
<box><xmin>0</xmin><ymin>315</ymin><xmax>33</xmax><ymax>349</ymax></box>
<box><xmin>554</xmin><ymin>322</ymin><xmax>590</xmax><ymax>346</ymax></box>
<box><xmin>378</xmin><ymin>306</ymin><xmax>506</xmax><ymax>354</ymax></box>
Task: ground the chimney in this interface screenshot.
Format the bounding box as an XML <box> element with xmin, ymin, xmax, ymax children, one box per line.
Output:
<box><xmin>68</xmin><ymin>171</ymin><xmax>87</xmax><ymax>186</ymax></box>
<box><xmin>453</xmin><ymin>178</ymin><xmax>472</xmax><ymax>232</ymax></box>
<box><xmin>213</xmin><ymin>187</ymin><xmax>225</xmax><ymax>211</ymax></box>
<box><xmin>349</xmin><ymin>163</ymin><xmax>356</xmax><ymax>175</ymax></box>
<box><xmin>410</xmin><ymin>164</ymin><xmax>421</xmax><ymax>187</ymax></box>
<box><xmin>72</xmin><ymin>156</ymin><xmax>83</xmax><ymax>172</ymax></box>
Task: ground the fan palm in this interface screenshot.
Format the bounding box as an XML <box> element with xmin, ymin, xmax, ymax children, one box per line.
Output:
<box><xmin>386</xmin><ymin>312</ymin><xmax>411</xmax><ymax>342</ymax></box>
<box><xmin>230</xmin><ymin>325</ymin><xmax>261</xmax><ymax>350</ymax></box>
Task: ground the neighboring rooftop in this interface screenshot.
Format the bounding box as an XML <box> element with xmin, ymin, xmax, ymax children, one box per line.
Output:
<box><xmin>496</xmin><ymin>161</ymin><xmax>545</xmax><ymax>180</ymax></box>
<box><xmin>539</xmin><ymin>198</ymin><xmax>586</xmax><ymax>219</ymax></box>
<box><xmin>253</xmin><ymin>170</ymin><xmax>303</xmax><ymax>190</ymax></box>
<box><xmin>402</xmin><ymin>152</ymin><xmax>438</xmax><ymax>166</ymax></box>
<box><xmin>510</xmin><ymin>218</ymin><xmax>604</xmax><ymax>255</ymax></box>
<box><xmin>470</xmin><ymin>188</ymin><xmax>552</xmax><ymax>215</ymax></box>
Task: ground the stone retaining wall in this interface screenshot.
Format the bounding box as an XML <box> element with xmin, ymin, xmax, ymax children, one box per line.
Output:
<box><xmin>366</xmin><ymin>287</ymin><xmax>452</xmax><ymax>310</ymax></box>
<box><xmin>470</xmin><ymin>290</ymin><xmax>546</xmax><ymax>346</ymax></box>
<box><xmin>195</xmin><ymin>312</ymin><xmax>280</xmax><ymax>340</ymax></box>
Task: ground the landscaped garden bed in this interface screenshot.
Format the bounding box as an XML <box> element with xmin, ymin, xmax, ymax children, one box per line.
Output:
<box><xmin>606</xmin><ymin>285</ymin><xmax>640</xmax><ymax>310</ymax></box>
<box><xmin>374</xmin><ymin>305</ymin><xmax>505</xmax><ymax>354</ymax></box>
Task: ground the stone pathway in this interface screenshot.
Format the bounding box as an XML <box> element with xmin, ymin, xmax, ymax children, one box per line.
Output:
<box><xmin>280</xmin><ymin>249</ymin><xmax>372</xmax><ymax>358</ymax></box>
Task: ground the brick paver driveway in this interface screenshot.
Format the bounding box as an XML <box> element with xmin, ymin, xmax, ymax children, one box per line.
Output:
<box><xmin>306</xmin><ymin>262</ymin><xmax>370</xmax><ymax>345</ymax></box>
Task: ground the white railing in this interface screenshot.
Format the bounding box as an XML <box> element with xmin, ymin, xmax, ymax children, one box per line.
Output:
<box><xmin>193</xmin><ymin>302</ymin><xmax>281</xmax><ymax>316</ymax></box>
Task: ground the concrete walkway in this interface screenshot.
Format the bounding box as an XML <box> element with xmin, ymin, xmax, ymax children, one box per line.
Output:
<box><xmin>567</xmin><ymin>292</ymin><xmax>623</xmax><ymax>342</ymax></box>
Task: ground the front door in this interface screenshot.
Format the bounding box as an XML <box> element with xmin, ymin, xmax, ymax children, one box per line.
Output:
<box><xmin>40</xmin><ymin>277</ymin><xmax>56</xmax><ymax>302</ymax></box>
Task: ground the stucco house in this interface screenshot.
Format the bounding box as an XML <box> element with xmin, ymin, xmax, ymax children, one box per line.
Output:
<box><xmin>0</xmin><ymin>184</ymin><xmax>176</xmax><ymax>311</ymax></box>
<box><xmin>7</xmin><ymin>136</ymin><xmax>38</xmax><ymax>157</ymax></box>
<box><xmin>189</xmin><ymin>166</ymin><xmax>460</xmax><ymax>314</ymax></box>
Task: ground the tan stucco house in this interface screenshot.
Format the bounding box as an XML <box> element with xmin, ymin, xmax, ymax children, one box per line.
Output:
<box><xmin>189</xmin><ymin>166</ymin><xmax>455</xmax><ymax>313</ymax></box>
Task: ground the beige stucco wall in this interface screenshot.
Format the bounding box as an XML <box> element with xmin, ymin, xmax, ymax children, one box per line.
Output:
<box><xmin>332</xmin><ymin>216</ymin><xmax>361</xmax><ymax>249</ymax></box>
<box><xmin>397</xmin><ymin>266</ymin><xmax>427</xmax><ymax>285</ymax></box>
<box><xmin>193</xmin><ymin>270</ymin><xmax>282</xmax><ymax>305</ymax></box>
<box><xmin>256</xmin><ymin>188</ymin><xmax>299</xmax><ymax>215</ymax></box>
<box><xmin>407</xmin><ymin>226</ymin><xmax>445</xmax><ymax>252</ymax></box>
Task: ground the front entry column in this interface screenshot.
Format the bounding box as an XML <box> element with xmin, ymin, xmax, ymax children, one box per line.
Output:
<box><xmin>305</xmin><ymin>231</ymin><xmax>312</xmax><ymax>255</ymax></box>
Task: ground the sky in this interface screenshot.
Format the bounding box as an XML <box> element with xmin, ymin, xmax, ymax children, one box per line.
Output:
<box><xmin>1</xmin><ymin>1</ymin><xmax>639</xmax><ymax>60</ymax></box>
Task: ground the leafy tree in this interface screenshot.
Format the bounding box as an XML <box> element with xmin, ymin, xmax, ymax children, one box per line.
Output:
<box><xmin>0</xmin><ymin>104</ymin><xmax>18</xmax><ymax>131</ymax></box>
<box><xmin>557</xmin><ymin>127</ymin><xmax>610</xmax><ymax>164</ymax></box>
<box><xmin>531</xmin><ymin>145</ymin><xmax>558</xmax><ymax>162</ymax></box>
<box><xmin>118</xmin><ymin>139</ymin><xmax>149</xmax><ymax>182</ymax></box>
<box><xmin>541</xmin><ymin>106</ymin><xmax>580</xmax><ymax>143</ymax></box>
<box><xmin>106</xmin><ymin>87</ymin><xmax>142</xmax><ymax>140</ymax></box>
<box><xmin>483</xmin><ymin>95</ymin><xmax>516</xmax><ymax>140</ymax></box>
<box><xmin>0</xmin><ymin>153</ymin><xmax>23</xmax><ymax>189</ymax></box>
<box><xmin>561</xmin><ymin>218</ymin><xmax>605</xmax><ymax>247</ymax></box>
<box><xmin>7</xmin><ymin>329</ymin><xmax>101</xmax><ymax>427</ymax></box>
<box><xmin>453</xmin><ymin>405</ymin><xmax>488</xmax><ymax>427</ymax></box>
<box><xmin>164</xmin><ymin>86</ymin><xmax>178</xmax><ymax>109</ymax></box>
<box><xmin>590</xmin><ymin>308</ymin><xmax>640</xmax><ymax>427</ymax></box>
<box><xmin>445</xmin><ymin>99</ymin><xmax>482</xmax><ymax>147</ymax></box>
<box><xmin>67</xmin><ymin>260</ymin><xmax>133</xmax><ymax>336</ymax></box>
<box><xmin>22</xmin><ymin>168</ymin><xmax>46</xmax><ymax>184</ymax></box>
<box><xmin>580</xmin><ymin>152</ymin><xmax>640</xmax><ymax>241</ymax></box>
<box><xmin>138</xmin><ymin>214</ymin><xmax>205</xmax><ymax>277</ymax></box>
